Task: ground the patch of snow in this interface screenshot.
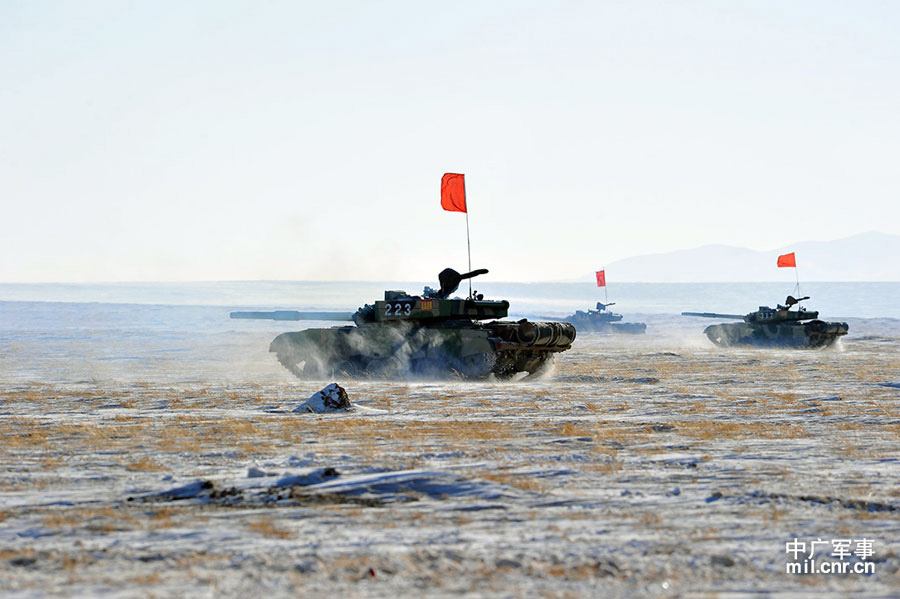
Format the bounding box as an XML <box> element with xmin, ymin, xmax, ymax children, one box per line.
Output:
<box><xmin>292</xmin><ymin>383</ymin><xmax>354</xmax><ymax>413</ymax></box>
<box><xmin>303</xmin><ymin>469</ymin><xmax>529</xmax><ymax>501</ymax></box>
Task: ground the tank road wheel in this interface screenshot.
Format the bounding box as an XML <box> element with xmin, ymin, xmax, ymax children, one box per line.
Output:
<box><xmin>489</xmin><ymin>352</ymin><xmax>520</xmax><ymax>380</ymax></box>
<box><xmin>301</xmin><ymin>360</ymin><xmax>328</xmax><ymax>378</ymax></box>
<box><xmin>275</xmin><ymin>352</ymin><xmax>326</xmax><ymax>379</ymax></box>
<box><xmin>703</xmin><ymin>325</ymin><xmax>727</xmax><ymax>347</ymax></box>
<box><xmin>332</xmin><ymin>360</ymin><xmax>362</xmax><ymax>378</ymax></box>
<box><xmin>455</xmin><ymin>352</ymin><xmax>496</xmax><ymax>379</ymax></box>
<box><xmin>808</xmin><ymin>320</ymin><xmax>827</xmax><ymax>334</ymax></box>
<box><xmin>804</xmin><ymin>320</ymin><xmax>828</xmax><ymax>348</ymax></box>
<box><xmin>523</xmin><ymin>353</ymin><xmax>555</xmax><ymax>378</ymax></box>
<box><xmin>275</xmin><ymin>352</ymin><xmax>305</xmax><ymax>378</ymax></box>
<box><xmin>409</xmin><ymin>357</ymin><xmax>451</xmax><ymax>379</ymax></box>
<box><xmin>293</xmin><ymin>359</ymin><xmax>328</xmax><ymax>379</ymax></box>
<box><xmin>365</xmin><ymin>356</ymin><xmax>405</xmax><ymax>379</ymax></box>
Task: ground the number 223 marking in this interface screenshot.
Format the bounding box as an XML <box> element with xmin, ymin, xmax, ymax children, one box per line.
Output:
<box><xmin>384</xmin><ymin>303</ymin><xmax>412</xmax><ymax>316</ymax></box>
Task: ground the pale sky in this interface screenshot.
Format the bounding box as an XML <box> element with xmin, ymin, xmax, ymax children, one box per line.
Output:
<box><xmin>2</xmin><ymin>1</ymin><xmax>898</xmax><ymax>282</ymax></box>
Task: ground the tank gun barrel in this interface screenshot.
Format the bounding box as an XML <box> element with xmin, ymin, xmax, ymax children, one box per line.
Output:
<box><xmin>682</xmin><ymin>311</ymin><xmax>745</xmax><ymax>320</ymax></box>
<box><xmin>230</xmin><ymin>310</ymin><xmax>355</xmax><ymax>321</ymax></box>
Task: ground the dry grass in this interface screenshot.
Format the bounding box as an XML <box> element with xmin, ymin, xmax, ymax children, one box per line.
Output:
<box><xmin>127</xmin><ymin>572</ymin><xmax>163</xmax><ymax>584</ymax></box>
<box><xmin>124</xmin><ymin>457</ymin><xmax>167</xmax><ymax>472</ymax></box>
<box><xmin>143</xmin><ymin>507</ymin><xmax>181</xmax><ymax>529</ymax></box>
<box><xmin>42</xmin><ymin>507</ymin><xmax>139</xmax><ymax>532</ymax></box>
<box><xmin>668</xmin><ymin>420</ymin><xmax>809</xmax><ymax>440</ymax></box>
<box><xmin>479</xmin><ymin>471</ymin><xmax>548</xmax><ymax>493</ymax></box>
<box><xmin>0</xmin><ymin>548</ymin><xmax>35</xmax><ymax>560</ymax></box>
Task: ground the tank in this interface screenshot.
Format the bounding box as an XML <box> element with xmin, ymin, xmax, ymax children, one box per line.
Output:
<box><xmin>682</xmin><ymin>295</ymin><xmax>848</xmax><ymax>348</ymax></box>
<box><xmin>230</xmin><ymin>268</ymin><xmax>576</xmax><ymax>380</ymax></box>
<box><xmin>564</xmin><ymin>302</ymin><xmax>646</xmax><ymax>334</ymax></box>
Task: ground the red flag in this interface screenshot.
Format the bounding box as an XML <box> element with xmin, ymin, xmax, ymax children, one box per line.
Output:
<box><xmin>595</xmin><ymin>270</ymin><xmax>606</xmax><ymax>287</ymax></box>
<box><xmin>777</xmin><ymin>252</ymin><xmax>796</xmax><ymax>268</ymax></box>
<box><xmin>440</xmin><ymin>173</ymin><xmax>466</xmax><ymax>213</ymax></box>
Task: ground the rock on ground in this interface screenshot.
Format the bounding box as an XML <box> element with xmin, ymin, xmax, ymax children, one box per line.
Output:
<box><xmin>293</xmin><ymin>383</ymin><xmax>353</xmax><ymax>413</ymax></box>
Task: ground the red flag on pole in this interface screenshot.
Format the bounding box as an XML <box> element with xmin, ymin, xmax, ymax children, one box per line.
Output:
<box><xmin>777</xmin><ymin>252</ymin><xmax>796</xmax><ymax>268</ymax></box>
<box><xmin>440</xmin><ymin>173</ymin><xmax>467</xmax><ymax>213</ymax></box>
<box><xmin>595</xmin><ymin>270</ymin><xmax>606</xmax><ymax>287</ymax></box>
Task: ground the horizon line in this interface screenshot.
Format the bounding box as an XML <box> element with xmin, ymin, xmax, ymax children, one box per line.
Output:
<box><xmin>2</xmin><ymin>279</ymin><xmax>899</xmax><ymax>285</ymax></box>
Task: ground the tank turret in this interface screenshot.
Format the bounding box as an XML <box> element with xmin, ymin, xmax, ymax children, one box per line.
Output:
<box><xmin>682</xmin><ymin>296</ymin><xmax>848</xmax><ymax>348</ymax></box>
<box><xmin>230</xmin><ymin>268</ymin><xmax>576</xmax><ymax>379</ymax></box>
<box><xmin>563</xmin><ymin>301</ymin><xmax>646</xmax><ymax>334</ymax></box>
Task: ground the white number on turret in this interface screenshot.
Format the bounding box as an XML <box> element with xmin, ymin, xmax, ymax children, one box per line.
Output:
<box><xmin>384</xmin><ymin>302</ymin><xmax>413</xmax><ymax>317</ymax></box>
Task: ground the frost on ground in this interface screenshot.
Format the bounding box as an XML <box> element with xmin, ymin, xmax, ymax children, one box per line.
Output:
<box><xmin>1</xmin><ymin>329</ymin><xmax>900</xmax><ymax>598</ymax></box>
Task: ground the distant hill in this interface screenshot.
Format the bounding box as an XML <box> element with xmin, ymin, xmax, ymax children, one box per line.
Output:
<box><xmin>592</xmin><ymin>232</ymin><xmax>900</xmax><ymax>282</ymax></box>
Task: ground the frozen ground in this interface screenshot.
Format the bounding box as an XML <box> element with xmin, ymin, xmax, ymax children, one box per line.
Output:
<box><xmin>1</xmin><ymin>312</ymin><xmax>899</xmax><ymax>598</ymax></box>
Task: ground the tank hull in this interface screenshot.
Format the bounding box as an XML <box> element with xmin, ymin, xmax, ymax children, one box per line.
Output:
<box><xmin>702</xmin><ymin>320</ymin><xmax>848</xmax><ymax>349</ymax></box>
<box><xmin>269</xmin><ymin>320</ymin><xmax>576</xmax><ymax>380</ymax></box>
<box><xmin>566</xmin><ymin>319</ymin><xmax>647</xmax><ymax>335</ymax></box>
<box><xmin>564</xmin><ymin>314</ymin><xmax>646</xmax><ymax>334</ymax></box>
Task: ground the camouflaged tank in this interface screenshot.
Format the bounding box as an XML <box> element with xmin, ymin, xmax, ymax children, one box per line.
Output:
<box><xmin>564</xmin><ymin>302</ymin><xmax>646</xmax><ymax>334</ymax></box>
<box><xmin>682</xmin><ymin>296</ymin><xmax>848</xmax><ymax>349</ymax></box>
<box><xmin>230</xmin><ymin>268</ymin><xmax>576</xmax><ymax>379</ymax></box>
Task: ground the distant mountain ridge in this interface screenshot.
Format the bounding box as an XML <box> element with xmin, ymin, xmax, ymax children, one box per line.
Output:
<box><xmin>588</xmin><ymin>232</ymin><xmax>900</xmax><ymax>282</ymax></box>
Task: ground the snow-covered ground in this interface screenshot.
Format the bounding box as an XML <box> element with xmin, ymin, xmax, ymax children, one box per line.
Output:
<box><xmin>1</xmin><ymin>320</ymin><xmax>899</xmax><ymax>597</ymax></box>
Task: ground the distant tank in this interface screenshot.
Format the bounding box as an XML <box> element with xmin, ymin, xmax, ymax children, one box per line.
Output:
<box><xmin>682</xmin><ymin>295</ymin><xmax>848</xmax><ymax>348</ymax></box>
<box><xmin>564</xmin><ymin>302</ymin><xmax>646</xmax><ymax>334</ymax></box>
<box><xmin>230</xmin><ymin>267</ymin><xmax>576</xmax><ymax>379</ymax></box>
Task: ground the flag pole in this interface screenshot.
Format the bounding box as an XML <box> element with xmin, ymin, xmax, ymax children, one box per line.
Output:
<box><xmin>464</xmin><ymin>177</ymin><xmax>472</xmax><ymax>298</ymax></box>
<box><xmin>604</xmin><ymin>267</ymin><xmax>608</xmax><ymax>305</ymax></box>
